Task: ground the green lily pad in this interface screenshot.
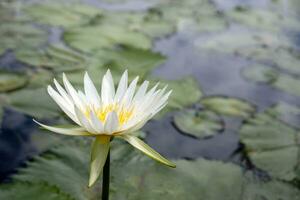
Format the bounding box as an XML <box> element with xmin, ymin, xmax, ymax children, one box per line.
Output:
<box><xmin>197</xmin><ymin>31</ymin><xmax>290</xmax><ymax>54</ymax></box>
<box><xmin>94</xmin><ymin>47</ymin><xmax>166</xmax><ymax>78</ymax></box>
<box><xmin>239</xmin><ymin>47</ymin><xmax>300</xmax><ymax>76</ymax></box>
<box><xmin>0</xmin><ymin>71</ymin><xmax>28</xmax><ymax>92</ymax></box>
<box><xmin>6</xmin><ymin>88</ymin><xmax>61</xmax><ymax>119</ymax></box>
<box><xmin>0</xmin><ymin>183</ymin><xmax>70</xmax><ymax>200</ymax></box>
<box><xmin>64</xmin><ymin>24</ymin><xmax>152</xmax><ymax>53</ymax></box>
<box><xmin>241</xmin><ymin>64</ymin><xmax>278</xmax><ymax>84</ymax></box>
<box><xmin>243</xmin><ymin>173</ymin><xmax>300</xmax><ymax>200</ymax></box>
<box><xmin>241</xmin><ymin>64</ymin><xmax>300</xmax><ymax>96</ymax></box>
<box><xmin>1</xmin><ymin>137</ymin><xmax>300</xmax><ymax>200</ymax></box>
<box><xmin>227</xmin><ymin>7</ymin><xmax>300</xmax><ymax>32</ymax></box>
<box><xmin>152</xmin><ymin>77</ymin><xmax>202</xmax><ymax>118</ymax></box>
<box><xmin>24</xmin><ymin>3</ymin><xmax>102</xmax><ymax>27</ymax></box>
<box><xmin>173</xmin><ymin>109</ymin><xmax>223</xmax><ymax>138</ymax></box>
<box><xmin>266</xmin><ymin>102</ymin><xmax>300</xmax><ymax>128</ymax></box>
<box><xmin>98</xmin><ymin>11</ymin><xmax>175</xmax><ymax>39</ymax></box>
<box><xmin>240</xmin><ymin>112</ymin><xmax>300</xmax><ymax>181</ymax></box>
<box><xmin>201</xmin><ymin>96</ymin><xmax>255</xmax><ymax>118</ymax></box>
<box><xmin>0</xmin><ymin>22</ymin><xmax>46</xmax><ymax>55</ymax></box>
<box><xmin>154</xmin><ymin>0</ymin><xmax>225</xmax><ymax>33</ymax></box>
<box><xmin>16</xmin><ymin>44</ymin><xmax>86</xmax><ymax>72</ymax></box>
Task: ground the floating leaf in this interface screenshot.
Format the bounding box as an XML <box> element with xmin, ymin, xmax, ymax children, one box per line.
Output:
<box><xmin>266</xmin><ymin>102</ymin><xmax>300</xmax><ymax>128</ymax></box>
<box><xmin>240</xmin><ymin>112</ymin><xmax>300</xmax><ymax>181</ymax></box>
<box><xmin>241</xmin><ymin>64</ymin><xmax>300</xmax><ymax>96</ymax></box>
<box><xmin>0</xmin><ymin>183</ymin><xmax>70</xmax><ymax>200</ymax></box>
<box><xmin>0</xmin><ymin>71</ymin><xmax>28</xmax><ymax>92</ymax></box>
<box><xmin>1</xmin><ymin>138</ymin><xmax>299</xmax><ymax>200</ymax></box>
<box><xmin>0</xmin><ymin>22</ymin><xmax>46</xmax><ymax>55</ymax></box>
<box><xmin>152</xmin><ymin>77</ymin><xmax>202</xmax><ymax>118</ymax></box>
<box><xmin>197</xmin><ymin>31</ymin><xmax>290</xmax><ymax>54</ymax></box>
<box><xmin>24</xmin><ymin>3</ymin><xmax>102</xmax><ymax>27</ymax></box>
<box><xmin>173</xmin><ymin>109</ymin><xmax>223</xmax><ymax>138</ymax></box>
<box><xmin>201</xmin><ymin>96</ymin><xmax>255</xmax><ymax>118</ymax></box>
<box><xmin>243</xmin><ymin>173</ymin><xmax>300</xmax><ymax>200</ymax></box>
<box><xmin>16</xmin><ymin>45</ymin><xmax>86</xmax><ymax>72</ymax></box>
<box><xmin>64</xmin><ymin>25</ymin><xmax>152</xmax><ymax>53</ymax></box>
<box><xmin>239</xmin><ymin>47</ymin><xmax>300</xmax><ymax>76</ymax></box>
<box><xmin>6</xmin><ymin>88</ymin><xmax>61</xmax><ymax>118</ymax></box>
<box><xmin>99</xmin><ymin>11</ymin><xmax>175</xmax><ymax>38</ymax></box>
<box><xmin>241</xmin><ymin>64</ymin><xmax>278</xmax><ymax>84</ymax></box>
<box><xmin>227</xmin><ymin>7</ymin><xmax>300</xmax><ymax>32</ymax></box>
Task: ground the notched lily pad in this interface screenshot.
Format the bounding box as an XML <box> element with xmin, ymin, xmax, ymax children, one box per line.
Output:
<box><xmin>24</xmin><ymin>3</ymin><xmax>102</xmax><ymax>27</ymax></box>
<box><xmin>64</xmin><ymin>25</ymin><xmax>152</xmax><ymax>53</ymax></box>
<box><xmin>0</xmin><ymin>22</ymin><xmax>47</xmax><ymax>55</ymax></box>
<box><xmin>241</xmin><ymin>64</ymin><xmax>278</xmax><ymax>84</ymax></box>
<box><xmin>0</xmin><ymin>71</ymin><xmax>28</xmax><ymax>92</ymax></box>
<box><xmin>153</xmin><ymin>76</ymin><xmax>203</xmax><ymax>118</ymax></box>
<box><xmin>240</xmin><ymin>112</ymin><xmax>300</xmax><ymax>181</ymax></box>
<box><xmin>201</xmin><ymin>96</ymin><xmax>255</xmax><ymax>118</ymax></box>
<box><xmin>16</xmin><ymin>44</ymin><xmax>86</xmax><ymax>72</ymax></box>
<box><xmin>173</xmin><ymin>109</ymin><xmax>223</xmax><ymax>138</ymax></box>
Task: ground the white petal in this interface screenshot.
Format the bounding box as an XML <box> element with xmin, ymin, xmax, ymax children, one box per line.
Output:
<box><xmin>84</xmin><ymin>72</ymin><xmax>101</xmax><ymax>108</ymax></box>
<box><xmin>122</xmin><ymin>76</ymin><xmax>139</xmax><ymax>107</ymax></box>
<box><xmin>101</xmin><ymin>69</ymin><xmax>115</xmax><ymax>105</ymax></box>
<box><xmin>33</xmin><ymin>119</ymin><xmax>91</xmax><ymax>136</ymax></box>
<box><xmin>90</xmin><ymin>111</ymin><xmax>104</xmax><ymax>133</ymax></box>
<box><xmin>114</xmin><ymin>70</ymin><xmax>128</xmax><ymax>103</ymax></box>
<box><xmin>47</xmin><ymin>86</ymin><xmax>80</xmax><ymax>125</ymax></box>
<box><xmin>104</xmin><ymin>111</ymin><xmax>119</xmax><ymax>134</ymax></box>
<box><xmin>53</xmin><ymin>79</ymin><xmax>73</xmax><ymax>106</ymax></box>
<box><xmin>63</xmin><ymin>73</ymin><xmax>85</xmax><ymax>110</ymax></box>
<box><xmin>132</xmin><ymin>80</ymin><xmax>149</xmax><ymax>104</ymax></box>
<box><xmin>74</xmin><ymin>106</ymin><xmax>97</xmax><ymax>134</ymax></box>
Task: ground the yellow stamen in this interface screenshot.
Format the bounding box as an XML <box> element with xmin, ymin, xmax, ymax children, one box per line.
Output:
<box><xmin>84</xmin><ymin>104</ymin><xmax>134</xmax><ymax>125</ymax></box>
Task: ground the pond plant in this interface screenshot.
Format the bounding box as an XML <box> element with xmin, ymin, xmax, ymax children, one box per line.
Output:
<box><xmin>34</xmin><ymin>70</ymin><xmax>175</xmax><ymax>199</ymax></box>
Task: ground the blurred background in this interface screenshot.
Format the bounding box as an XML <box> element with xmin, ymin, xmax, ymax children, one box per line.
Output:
<box><xmin>1</xmin><ymin>0</ymin><xmax>300</xmax><ymax>199</ymax></box>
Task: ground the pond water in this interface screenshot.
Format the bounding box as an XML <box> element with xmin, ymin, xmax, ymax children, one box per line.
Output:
<box><xmin>1</xmin><ymin>0</ymin><xmax>300</xmax><ymax>199</ymax></box>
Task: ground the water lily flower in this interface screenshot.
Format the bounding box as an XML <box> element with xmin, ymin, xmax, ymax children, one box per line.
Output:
<box><xmin>34</xmin><ymin>69</ymin><xmax>175</xmax><ymax>187</ymax></box>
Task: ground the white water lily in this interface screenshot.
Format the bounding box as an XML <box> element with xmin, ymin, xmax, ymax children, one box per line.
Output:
<box><xmin>34</xmin><ymin>69</ymin><xmax>175</xmax><ymax>187</ymax></box>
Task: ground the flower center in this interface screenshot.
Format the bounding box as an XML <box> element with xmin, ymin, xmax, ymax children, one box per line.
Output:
<box><xmin>85</xmin><ymin>104</ymin><xmax>134</xmax><ymax>125</ymax></box>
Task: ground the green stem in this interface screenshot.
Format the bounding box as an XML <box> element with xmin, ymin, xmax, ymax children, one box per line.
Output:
<box><xmin>102</xmin><ymin>150</ymin><xmax>110</xmax><ymax>200</ymax></box>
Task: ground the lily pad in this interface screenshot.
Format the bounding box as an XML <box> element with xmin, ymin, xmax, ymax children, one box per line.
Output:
<box><xmin>152</xmin><ymin>76</ymin><xmax>202</xmax><ymax>118</ymax></box>
<box><xmin>98</xmin><ymin>11</ymin><xmax>175</xmax><ymax>38</ymax></box>
<box><xmin>16</xmin><ymin>44</ymin><xmax>86</xmax><ymax>72</ymax></box>
<box><xmin>0</xmin><ymin>22</ymin><xmax>46</xmax><ymax>55</ymax></box>
<box><xmin>6</xmin><ymin>88</ymin><xmax>61</xmax><ymax>119</ymax></box>
<box><xmin>1</xmin><ymin>137</ymin><xmax>300</xmax><ymax>200</ymax></box>
<box><xmin>64</xmin><ymin>25</ymin><xmax>152</xmax><ymax>53</ymax></box>
<box><xmin>227</xmin><ymin>7</ymin><xmax>300</xmax><ymax>32</ymax></box>
<box><xmin>242</xmin><ymin>64</ymin><xmax>300</xmax><ymax>96</ymax></box>
<box><xmin>201</xmin><ymin>96</ymin><xmax>255</xmax><ymax>118</ymax></box>
<box><xmin>24</xmin><ymin>3</ymin><xmax>102</xmax><ymax>27</ymax></box>
<box><xmin>0</xmin><ymin>71</ymin><xmax>28</xmax><ymax>92</ymax></box>
<box><xmin>173</xmin><ymin>109</ymin><xmax>223</xmax><ymax>138</ymax></box>
<box><xmin>197</xmin><ymin>31</ymin><xmax>290</xmax><ymax>54</ymax></box>
<box><xmin>241</xmin><ymin>64</ymin><xmax>278</xmax><ymax>84</ymax></box>
<box><xmin>266</xmin><ymin>102</ymin><xmax>300</xmax><ymax>128</ymax></box>
<box><xmin>239</xmin><ymin>47</ymin><xmax>300</xmax><ymax>76</ymax></box>
<box><xmin>239</xmin><ymin>112</ymin><xmax>300</xmax><ymax>181</ymax></box>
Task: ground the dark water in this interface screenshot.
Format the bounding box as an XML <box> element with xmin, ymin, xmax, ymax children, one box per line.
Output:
<box><xmin>1</xmin><ymin>0</ymin><xmax>300</xmax><ymax>182</ymax></box>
